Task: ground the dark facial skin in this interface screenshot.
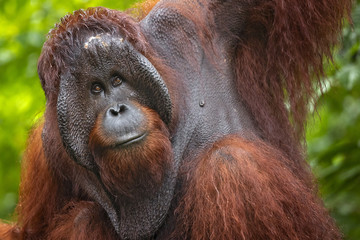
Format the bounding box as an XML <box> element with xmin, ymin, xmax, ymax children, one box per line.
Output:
<box><xmin>81</xmin><ymin>57</ymin><xmax>148</xmax><ymax>148</ymax></box>
<box><xmin>57</xmin><ymin>33</ymin><xmax>172</xmax><ymax>170</ymax></box>
<box><xmin>87</xmin><ymin>70</ymin><xmax>147</xmax><ymax>148</ymax></box>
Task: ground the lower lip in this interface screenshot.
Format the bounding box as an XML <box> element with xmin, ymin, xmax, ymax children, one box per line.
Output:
<box><xmin>116</xmin><ymin>132</ymin><xmax>147</xmax><ymax>147</ymax></box>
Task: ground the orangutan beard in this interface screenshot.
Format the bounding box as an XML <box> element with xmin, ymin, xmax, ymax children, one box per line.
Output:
<box><xmin>89</xmin><ymin>109</ymin><xmax>173</xmax><ymax>200</ymax></box>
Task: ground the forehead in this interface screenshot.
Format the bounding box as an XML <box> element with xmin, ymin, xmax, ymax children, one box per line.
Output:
<box><xmin>71</xmin><ymin>33</ymin><xmax>131</xmax><ymax>75</ymax></box>
<box><xmin>83</xmin><ymin>33</ymin><xmax>124</xmax><ymax>50</ymax></box>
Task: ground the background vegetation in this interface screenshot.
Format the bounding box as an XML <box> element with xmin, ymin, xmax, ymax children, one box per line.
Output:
<box><xmin>0</xmin><ymin>0</ymin><xmax>359</xmax><ymax>239</ymax></box>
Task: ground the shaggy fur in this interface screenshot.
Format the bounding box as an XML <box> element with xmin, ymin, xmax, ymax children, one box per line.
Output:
<box><xmin>174</xmin><ymin>136</ymin><xmax>340</xmax><ymax>239</ymax></box>
<box><xmin>0</xmin><ymin>0</ymin><xmax>351</xmax><ymax>239</ymax></box>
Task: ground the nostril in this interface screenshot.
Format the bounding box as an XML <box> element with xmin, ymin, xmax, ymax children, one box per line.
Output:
<box><xmin>109</xmin><ymin>108</ymin><xmax>119</xmax><ymax>116</ymax></box>
<box><xmin>108</xmin><ymin>104</ymin><xmax>128</xmax><ymax>117</ymax></box>
<box><xmin>118</xmin><ymin>104</ymin><xmax>127</xmax><ymax>113</ymax></box>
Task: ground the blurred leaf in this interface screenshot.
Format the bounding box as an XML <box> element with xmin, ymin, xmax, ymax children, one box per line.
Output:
<box><xmin>307</xmin><ymin>3</ymin><xmax>360</xmax><ymax>239</ymax></box>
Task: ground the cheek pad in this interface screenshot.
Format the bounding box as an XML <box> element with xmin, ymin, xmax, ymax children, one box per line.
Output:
<box><xmin>56</xmin><ymin>39</ymin><xmax>172</xmax><ymax>171</ymax></box>
<box><xmin>57</xmin><ymin>71</ymin><xmax>96</xmax><ymax>170</ymax></box>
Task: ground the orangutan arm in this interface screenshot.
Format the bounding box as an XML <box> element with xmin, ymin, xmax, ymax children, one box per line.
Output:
<box><xmin>174</xmin><ymin>136</ymin><xmax>341</xmax><ymax>240</ymax></box>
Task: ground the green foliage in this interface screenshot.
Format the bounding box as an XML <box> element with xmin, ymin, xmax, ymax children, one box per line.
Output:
<box><xmin>0</xmin><ymin>1</ymin><xmax>359</xmax><ymax>239</ymax></box>
<box><xmin>307</xmin><ymin>3</ymin><xmax>360</xmax><ymax>240</ymax></box>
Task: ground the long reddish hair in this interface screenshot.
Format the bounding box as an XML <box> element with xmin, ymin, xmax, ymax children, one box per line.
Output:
<box><xmin>173</xmin><ymin>136</ymin><xmax>341</xmax><ymax>239</ymax></box>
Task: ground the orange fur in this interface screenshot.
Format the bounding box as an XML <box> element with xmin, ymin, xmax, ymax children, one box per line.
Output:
<box><xmin>14</xmin><ymin>123</ymin><xmax>60</xmax><ymax>238</ymax></box>
<box><xmin>174</xmin><ymin>136</ymin><xmax>340</xmax><ymax>239</ymax></box>
<box><xmin>0</xmin><ymin>222</ymin><xmax>20</xmax><ymax>240</ymax></box>
<box><xmin>47</xmin><ymin>201</ymin><xmax>117</xmax><ymax>240</ymax></box>
<box><xmin>1</xmin><ymin>121</ymin><xmax>134</xmax><ymax>240</ymax></box>
<box><xmin>231</xmin><ymin>0</ymin><xmax>352</xmax><ymax>166</ymax></box>
<box><xmin>0</xmin><ymin>123</ymin><xmax>64</xmax><ymax>238</ymax></box>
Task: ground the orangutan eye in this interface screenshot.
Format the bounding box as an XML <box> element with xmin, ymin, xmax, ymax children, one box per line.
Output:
<box><xmin>91</xmin><ymin>83</ymin><xmax>103</xmax><ymax>94</ymax></box>
<box><xmin>112</xmin><ymin>76</ymin><xmax>123</xmax><ymax>87</ymax></box>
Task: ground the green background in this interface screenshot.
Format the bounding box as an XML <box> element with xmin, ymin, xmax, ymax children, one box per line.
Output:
<box><xmin>0</xmin><ymin>0</ymin><xmax>359</xmax><ymax>239</ymax></box>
